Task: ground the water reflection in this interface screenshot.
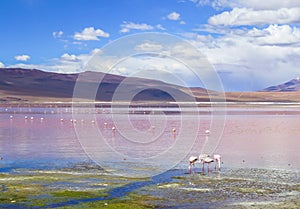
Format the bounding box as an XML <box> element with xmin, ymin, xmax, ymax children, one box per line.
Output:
<box><xmin>0</xmin><ymin>106</ymin><xmax>299</xmax><ymax>173</ymax></box>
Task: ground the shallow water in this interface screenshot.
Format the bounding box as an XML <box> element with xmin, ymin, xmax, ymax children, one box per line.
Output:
<box><xmin>0</xmin><ymin>166</ymin><xmax>298</xmax><ymax>208</ymax></box>
<box><xmin>217</xmin><ymin>114</ymin><xmax>300</xmax><ymax>171</ymax></box>
<box><xmin>0</xmin><ymin>105</ymin><xmax>299</xmax><ymax>208</ymax></box>
<box><xmin>0</xmin><ymin>105</ymin><xmax>299</xmax><ymax>174</ymax></box>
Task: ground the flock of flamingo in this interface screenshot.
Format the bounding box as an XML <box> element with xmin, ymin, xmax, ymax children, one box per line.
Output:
<box><xmin>189</xmin><ymin>153</ymin><xmax>221</xmax><ymax>174</ymax></box>
<box><xmin>188</xmin><ymin>129</ymin><xmax>222</xmax><ymax>174</ymax></box>
<box><xmin>4</xmin><ymin>109</ymin><xmax>223</xmax><ymax>175</ymax></box>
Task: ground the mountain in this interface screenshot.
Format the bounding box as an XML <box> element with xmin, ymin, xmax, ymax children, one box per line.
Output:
<box><xmin>261</xmin><ymin>78</ymin><xmax>300</xmax><ymax>92</ymax></box>
<box><xmin>2</xmin><ymin>68</ymin><xmax>300</xmax><ymax>104</ymax></box>
<box><xmin>0</xmin><ymin>68</ymin><xmax>210</xmax><ymax>103</ymax></box>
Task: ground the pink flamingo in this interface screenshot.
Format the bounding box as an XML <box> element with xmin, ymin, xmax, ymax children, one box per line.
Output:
<box><xmin>188</xmin><ymin>156</ymin><xmax>198</xmax><ymax>174</ymax></box>
<box><xmin>213</xmin><ymin>154</ymin><xmax>221</xmax><ymax>171</ymax></box>
<box><xmin>188</xmin><ymin>154</ymin><xmax>222</xmax><ymax>174</ymax></box>
<box><xmin>199</xmin><ymin>154</ymin><xmax>222</xmax><ymax>172</ymax></box>
<box><xmin>199</xmin><ymin>154</ymin><xmax>214</xmax><ymax>172</ymax></box>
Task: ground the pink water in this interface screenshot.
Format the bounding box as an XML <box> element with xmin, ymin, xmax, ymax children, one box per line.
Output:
<box><xmin>0</xmin><ymin>106</ymin><xmax>299</xmax><ymax>174</ymax></box>
<box><xmin>217</xmin><ymin>114</ymin><xmax>300</xmax><ymax>170</ymax></box>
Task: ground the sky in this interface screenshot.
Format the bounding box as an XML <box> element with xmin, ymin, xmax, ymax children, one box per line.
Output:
<box><xmin>1</xmin><ymin>0</ymin><xmax>300</xmax><ymax>91</ymax></box>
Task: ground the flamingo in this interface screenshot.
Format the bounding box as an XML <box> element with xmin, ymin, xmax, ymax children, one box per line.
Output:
<box><xmin>199</xmin><ymin>154</ymin><xmax>214</xmax><ymax>172</ymax></box>
<box><xmin>151</xmin><ymin>126</ymin><xmax>156</xmax><ymax>136</ymax></box>
<box><xmin>188</xmin><ymin>156</ymin><xmax>198</xmax><ymax>174</ymax></box>
<box><xmin>188</xmin><ymin>154</ymin><xmax>222</xmax><ymax>174</ymax></box>
<box><xmin>199</xmin><ymin>154</ymin><xmax>222</xmax><ymax>172</ymax></box>
<box><xmin>213</xmin><ymin>154</ymin><xmax>221</xmax><ymax>171</ymax></box>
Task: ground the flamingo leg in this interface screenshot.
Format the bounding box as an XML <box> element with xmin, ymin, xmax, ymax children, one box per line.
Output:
<box><xmin>189</xmin><ymin>163</ymin><xmax>196</xmax><ymax>174</ymax></box>
<box><xmin>189</xmin><ymin>164</ymin><xmax>192</xmax><ymax>174</ymax></box>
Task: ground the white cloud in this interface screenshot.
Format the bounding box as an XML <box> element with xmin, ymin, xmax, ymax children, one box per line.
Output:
<box><xmin>61</xmin><ymin>53</ymin><xmax>80</xmax><ymax>62</ymax></box>
<box><xmin>73</xmin><ymin>27</ymin><xmax>109</xmax><ymax>41</ymax></box>
<box><xmin>120</xmin><ymin>22</ymin><xmax>154</xmax><ymax>33</ymax></box>
<box><xmin>8</xmin><ymin>49</ymin><xmax>102</xmax><ymax>74</ymax></box>
<box><xmin>190</xmin><ymin>0</ymin><xmax>234</xmax><ymax>10</ymax></box>
<box><xmin>192</xmin><ymin>0</ymin><xmax>300</xmax><ymax>10</ymax></box>
<box><xmin>167</xmin><ymin>12</ymin><xmax>181</xmax><ymax>21</ymax></box>
<box><xmin>0</xmin><ymin>62</ymin><xmax>5</xmax><ymax>68</ymax></box>
<box><xmin>183</xmin><ymin>0</ymin><xmax>300</xmax><ymax>90</ymax></box>
<box><xmin>188</xmin><ymin>24</ymin><xmax>300</xmax><ymax>90</ymax></box>
<box><xmin>108</xmin><ymin>55</ymin><xmax>194</xmax><ymax>87</ymax></box>
<box><xmin>237</xmin><ymin>0</ymin><xmax>300</xmax><ymax>10</ymax></box>
<box><xmin>53</xmin><ymin>31</ymin><xmax>63</xmax><ymax>38</ymax></box>
<box><xmin>91</xmin><ymin>48</ymin><xmax>103</xmax><ymax>55</ymax></box>
<box><xmin>135</xmin><ymin>42</ymin><xmax>163</xmax><ymax>52</ymax></box>
<box><xmin>247</xmin><ymin>24</ymin><xmax>300</xmax><ymax>46</ymax></box>
<box><xmin>156</xmin><ymin>24</ymin><xmax>166</xmax><ymax>30</ymax></box>
<box><xmin>15</xmin><ymin>55</ymin><xmax>30</xmax><ymax>62</ymax></box>
<box><xmin>209</xmin><ymin>7</ymin><xmax>300</xmax><ymax>26</ymax></box>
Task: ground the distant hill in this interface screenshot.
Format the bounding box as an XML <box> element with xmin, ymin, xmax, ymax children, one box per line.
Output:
<box><xmin>261</xmin><ymin>78</ymin><xmax>300</xmax><ymax>92</ymax></box>
<box><xmin>1</xmin><ymin>68</ymin><xmax>300</xmax><ymax>104</ymax></box>
<box><xmin>0</xmin><ymin>68</ymin><xmax>210</xmax><ymax>103</ymax></box>
<box><xmin>224</xmin><ymin>78</ymin><xmax>300</xmax><ymax>103</ymax></box>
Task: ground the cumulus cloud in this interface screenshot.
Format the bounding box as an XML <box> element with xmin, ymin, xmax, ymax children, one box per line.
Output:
<box><xmin>209</xmin><ymin>7</ymin><xmax>300</xmax><ymax>26</ymax></box>
<box><xmin>15</xmin><ymin>55</ymin><xmax>30</xmax><ymax>62</ymax></box>
<box><xmin>189</xmin><ymin>24</ymin><xmax>300</xmax><ymax>91</ymax></box>
<box><xmin>247</xmin><ymin>24</ymin><xmax>300</xmax><ymax>46</ymax></box>
<box><xmin>53</xmin><ymin>31</ymin><xmax>63</xmax><ymax>38</ymax></box>
<box><xmin>108</xmin><ymin>54</ymin><xmax>195</xmax><ymax>87</ymax></box>
<box><xmin>0</xmin><ymin>62</ymin><xmax>5</xmax><ymax>68</ymax></box>
<box><xmin>91</xmin><ymin>48</ymin><xmax>102</xmax><ymax>55</ymax></box>
<box><xmin>135</xmin><ymin>42</ymin><xmax>163</xmax><ymax>52</ymax></box>
<box><xmin>74</xmin><ymin>27</ymin><xmax>109</xmax><ymax>41</ymax></box>
<box><xmin>8</xmin><ymin>49</ymin><xmax>104</xmax><ymax>74</ymax></box>
<box><xmin>61</xmin><ymin>53</ymin><xmax>80</xmax><ymax>62</ymax></box>
<box><xmin>167</xmin><ymin>12</ymin><xmax>181</xmax><ymax>21</ymax></box>
<box><xmin>189</xmin><ymin>0</ymin><xmax>300</xmax><ymax>90</ymax></box>
<box><xmin>191</xmin><ymin>0</ymin><xmax>300</xmax><ymax>10</ymax></box>
<box><xmin>237</xmin><ymin>0</ymin><xmax>300</xmax><ymax>10</ymax></box>
<box><xmin>120</xmin><ymin>22</ymin><xmax>154</xmax><ymax>33</ymax></box>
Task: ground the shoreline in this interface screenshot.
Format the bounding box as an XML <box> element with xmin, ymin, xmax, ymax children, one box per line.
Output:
<box><xmin>1</xmin><ymin>100</ymin><xmax>300</xmax><ymax>107</ymax></box>
<box><xmin>0</xmin><ymin>163</ymin><xmax>299</xmax><ymax>208</ymax></box>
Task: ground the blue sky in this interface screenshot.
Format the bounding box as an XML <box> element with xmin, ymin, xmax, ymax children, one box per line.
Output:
<box><xmin>1</xmin><ymin>0</ymin><xmax>300</xmax><ymax>91</ymax></box>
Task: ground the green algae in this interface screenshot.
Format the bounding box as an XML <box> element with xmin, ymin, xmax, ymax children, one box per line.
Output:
<box><xmin>0</xmin><ymin>171</ymin><xmax>111</xmax><ymax>207</ymax></box>
<box><xmin>51</xmin><ymin>190</ymin><xmax>108</xmax><ymax>199</ymax></box>
<box><xmin>231</xmin><ymin>187</ymin><xmax>274</xmax><ymax>194</ymax></box>
<box><xmin>55</xmin><ymin>193</ymin><xmax>159</xmax><ymax>209</ymax></box>
<box><xmin>0</xmin><ymin>169</ymin><xmax>154</xmax><ymax>208</ymax></box>
<box><xmin>59</xmin><ymin>201</ymin><xmax>153</xmax><ymax>209</ymax></box>
<box><xmin>0</xmin><ymin>167</ymin><xmax>299</xmax><ymax>208</ymax></box>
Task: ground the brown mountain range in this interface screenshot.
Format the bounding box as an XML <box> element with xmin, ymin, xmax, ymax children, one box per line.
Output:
<box><xmin>0</xmin><ymin>68</ymin><xmax>299</xmax><ymax>103</ymax></box>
